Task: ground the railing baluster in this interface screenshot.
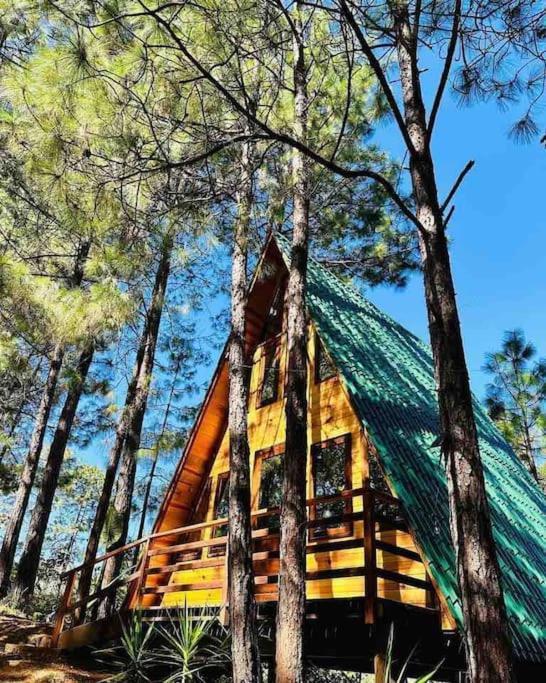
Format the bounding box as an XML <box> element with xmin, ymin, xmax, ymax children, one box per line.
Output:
<box><xmin>51</xmin><ymin>570</ymin><xmax>77</xmax><ymax>647</ymax></box>
<box><xmin>219</xmin><ymin>546</ymin><xmax>230</xmax><ymax>626</ymax></box>
<box><xmin>136</xmin><ymin>536</ymin><xmax>151</xmax><ymax>609</ymax></box>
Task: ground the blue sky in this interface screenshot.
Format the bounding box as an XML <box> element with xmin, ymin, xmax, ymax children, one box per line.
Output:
<box><xmin>369</xmin><ymin>91</ymin><xmax>546</xmax><ymax>398</ymax></box>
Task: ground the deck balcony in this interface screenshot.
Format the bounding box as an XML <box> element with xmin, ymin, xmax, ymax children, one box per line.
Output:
<box><xmin>52</xmin><ymin>486</ymin><xmax>439</xmax><ymax>651</ymax></box>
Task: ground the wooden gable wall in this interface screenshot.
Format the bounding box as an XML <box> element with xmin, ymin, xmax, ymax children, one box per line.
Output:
<box><xmin>138</xmin><ymin>239</ymin><xmax>436</xmax><ymax>615</ymax></box>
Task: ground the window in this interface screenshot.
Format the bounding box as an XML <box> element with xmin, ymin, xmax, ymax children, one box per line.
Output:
<box><xmin>314</xmin><ymin>334</ymin><xmax>336</xmax><ymax>383</ymax></box>
<box><xmin>258</xmin><ymin>342</ymin><xmax>281</xmax><ymax>407</ymax></box>
<box><xmin>255</xmin><ymin>446</ymin><xmax>284</xmax><ymax>530</ymax></box>
<box><xmin>310</xmin><ymin>434</ymin><xmax>352</xmax><ymax>539</ymax></box>
<box><xmin>262</xmin><ymin>283</ymin><xmax>285</xmax><ymax>340</ymax></box>
<box><xmin>209</xmin><ymin>473</ymin><xmax>229</xmax><ymax>557</ymax></box>
<box><xmin>178</xmin><ymin>478</ymin><xmax>212</xmax><ymax>562</ymax></box>
<box><xmin>368</xmin><ymin>451</ymin><xmax>403</xmax><ymax>524</ymax></box>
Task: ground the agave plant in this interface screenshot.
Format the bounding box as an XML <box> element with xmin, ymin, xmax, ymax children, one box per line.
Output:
<box><xmin>157</xmin><ymin>602</ymin><xmax>230</xmax><ymax>682</ymax></box>
<box><xmin>97</xmin><ymin>611</ymin><xmax>156</xmax><ymax>682</ymax></box>
<box><xmin>382</xmin><ymin>623</ymin><xmax>444</xmax><ymax>683</ymax></box>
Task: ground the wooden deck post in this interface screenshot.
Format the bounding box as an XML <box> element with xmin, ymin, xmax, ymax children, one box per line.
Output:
<box><xmin>136</xmin><ymin>537</ymin><xmax>150</xmax><ymax>609</ymax></box>
<box><xmin>363</xmin><ymin>486</ymin><xmax>377</xmax><ymax>624</ymax></box>
<box><xmin>219</xmin><ymin>547</ymin><xmax>230</xmax><ymax>626</ymax></box>
<box><xmin>51</xmin><ymin>570</ymin><xmax>77</xmax><ymax>648</ymax></box>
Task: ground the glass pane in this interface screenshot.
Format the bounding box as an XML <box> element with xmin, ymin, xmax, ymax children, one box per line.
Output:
<box><xmin>259</xmin><ymin>455</ymin><xmax>283</xmax><ymax>509</ymax></box>
<box><xmin>316</xmin><ymin>339</ymin><xmax>336</xmax><ymax>382</ymax></box>
<box><xmin>260</xmin><ymin>347</ymin><xmax>280</xmax><ymax>405</ymax></box>
<box><xmin>258</xmin><ymin>454</ymin><xmax>283</xmax><ymax>529</ymax></box>
<box><xmin>212</xmin><ymin>476</ymin><xmax>229</xmax><ymax>540</ymax></box>
<box><xmin>314</xmin><ymin>439</ymin><xmax>348</xmax><ymax>534</ymax></box>
<box><xmin>215</xmin><ymin>478</ymin><xmax>229</xmax><ymax>517</ymax></box>
<box><xmin>263</xmin><ymin>286</ymin><xmax>284</xmax><ymax>338</ymax></box>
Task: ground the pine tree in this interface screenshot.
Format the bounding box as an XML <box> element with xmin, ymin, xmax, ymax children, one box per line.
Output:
<box><xmin>484</xmin><ymin>329</ymin><xmax>546</xmax><ymax>483</ymax></box>
<box><xmin>227</xmin><ymin>137</ymin><xmax>261</xmax><ymax>683</ymax></box>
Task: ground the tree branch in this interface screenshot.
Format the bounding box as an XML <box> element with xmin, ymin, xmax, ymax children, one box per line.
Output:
<box><xmin>338</xmin><ymin>0</ymin><xmax>417</xmax><ymax>156</ymax></box>
<box><xmin>441</xmin><ymin>159</ymin><xmax>474</xmax><ymax>213</ymax></box>
<box><xmin>427</xmin><ymin>0</ymin><xmax>461</xmax><ymax>142</ymax></box>
<box><xmin>139</xmin><ymin>0</ymin><xmax>423</xmax><ymax>230</ymax></box>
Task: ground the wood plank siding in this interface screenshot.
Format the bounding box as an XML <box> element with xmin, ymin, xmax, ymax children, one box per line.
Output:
<box><xmin>138</xmin><ymin>302</ymin><xmax>432</xmax><ymax>613</ymax></box>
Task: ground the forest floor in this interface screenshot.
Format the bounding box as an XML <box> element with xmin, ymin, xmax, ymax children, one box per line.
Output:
<box><xmin>0</xmin><ymin>616</ymin><xmax>108</xmax><ymax>682</ymax></box>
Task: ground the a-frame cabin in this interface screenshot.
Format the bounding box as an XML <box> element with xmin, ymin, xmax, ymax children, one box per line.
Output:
<box><xmin>52</xmin><ymin>234</ymin><xmax>546</xmax><ymax>680</ymax></box>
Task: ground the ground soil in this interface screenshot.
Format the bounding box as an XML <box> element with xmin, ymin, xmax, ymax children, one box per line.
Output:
<box><xmin>0</xmin><ymin>616</ymin><xmax>108</xmax><ymax>682</ymax></box>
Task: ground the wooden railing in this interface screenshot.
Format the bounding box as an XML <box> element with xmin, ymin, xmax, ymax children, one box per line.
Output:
<box><xmin>51</xmin><ymin>487</ymin><xmax>435</xmax><ymax>647</ymax></box>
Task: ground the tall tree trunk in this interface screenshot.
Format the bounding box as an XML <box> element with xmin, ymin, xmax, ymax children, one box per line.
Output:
<box><xmin>0</xmin><ymin>409</ymin><xmax>23</xmax><ymax>465</ymax></box>
<box><xmin>391</xmin><ymin>4</ymin><xmax>514</xmax><ymax>680</ymax></box>
<box><xmin>521</xmin><ymin>427</ymin><xmax>539</xmax><ymax>482</ymax></box>
<box><xmin>13</xmin><ymin>341</ymin><xmax>95</xmax><ymax>599</ymax></box>
<box><xmin>96</xmin><ymin>239</ymin><xmax>172</xmax><ymax>618</ymax></box>
<box><xmin>0</xmin><ymin>240</ymin><xmax>89</xmax><ymax>597</ymax></box>
<box><xmin>518</xmin><ymin>381</ymin><xmax>539</xmax><ymax>481</ymax></box>
<box><xmin>0</xmin><ymin>343</ymin><xmax>64</xmax><ymax>596</ymax></box>
<box><xmin>76</xmin><ymin>346</ymin><xmax>143</xmax><ymax>621</ymax></box>
<box><xmin>228</xmin><ymin>138</ymin><xmax>261</xmax><ymax>683</ymax></box>
<box><xmin>76</xmin><ymin>239</ymin><xmax>172</xmax><ymax>620</ymax></box>
<box><xmin>97</xmin><ymin>434</ymin><xmax>138</xmax><ymax>618</ymax></box>
<box><xmin>136</xmin><ymin>356</ymin><xmax>179</xmax><ymax>542</ymax></box>
<box><xmin>275</xmin><ymin>5</ymin><xmax>310</xmax><ymax>682</ymax></box>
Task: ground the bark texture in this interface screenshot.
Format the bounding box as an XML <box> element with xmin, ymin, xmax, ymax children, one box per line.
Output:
<box><xmin>227</xmin><ymin>138</ymin><xmax>261</xmax><ymax>683</ymax></box>
<box><xmin>0</xmin><ymin>343</ymin><xmax>64</xmax><ymax>596</ymax></box>
<box><xmin>275</xmin><ymin>5</ymin><xmax>309</xmax><ymax>681</ymax></box>
<box><xmin>97</xmin><ymin>240</ymin><xmax>172</xmax><ymax>618</ymax></box>
<box><xmin>0</xmin><ymin>361</ymin><xmax>41</xmax><ymax>465</ymax></box>
<box><xmin>14</xmin><ymin>342</ymin><xmax>95</xmax><ymax>598</ymax></box>
<box><xmin>521</xmin><ymin>418</ymin><xmax>539</xmax><ymax>482</ymax></box>
<box><xmin>391</xmin><ymin>4</ymin><xmax>514</xmax><ymax>680</ymax></box>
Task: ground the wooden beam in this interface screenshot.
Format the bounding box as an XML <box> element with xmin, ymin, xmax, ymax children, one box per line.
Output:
<box><xmin>363</xmin><ymin>487</ymin><xmax>377</xmax><ymax>624</ymax></box>
<box><xmin>219</xmin><ymin>548</ymin><xmax>230</xmax><ymax>626</ymax></box>
<box><xmin>51</xmin><ymin>570</ymin><xmax>77</xmax><ymax>648</ymax></box>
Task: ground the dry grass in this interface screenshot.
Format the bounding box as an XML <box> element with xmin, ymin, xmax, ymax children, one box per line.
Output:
<box><xmin>0</xmin><ymin>616</ymin><xmax>108</xmax><ymax>682</ymax></box>
<box><xmin>0</xmin><ymin>660</ymin><xmax>105</xmax><ymax>682</ymax></box>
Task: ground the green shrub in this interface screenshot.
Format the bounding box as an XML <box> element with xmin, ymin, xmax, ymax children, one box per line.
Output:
<box><xmin>96</xmin><ymin>611</ymin><xmax>155</xmax><ymax>682</ymax></box>
<box><xmin>157</xmin><ymin>604</ymin><xmax>230</xmax><ymax>682</ymax></box>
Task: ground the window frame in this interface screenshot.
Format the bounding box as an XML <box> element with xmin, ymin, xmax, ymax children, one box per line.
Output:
<box><xmin>309</xmin><ymin>433</ymin><xmax>353</xmax><ymax>540</ymax></box>
<box><xmin>253</xmin><ymin>443</ymin><xmax>284</xmax><ymax>530</ymax></box>
<box><xmin>257</xmin><ymin>338</ymin><xmax>282</xmax><ymax>408</ymax></box>
<box><xmin>175</xmin><ymin>477</ymin><xmax>212</xmax><ymax>562</ymax></box>
<box><xmin>314</xmin><ymin>332</ymin><xmax>337</xmax><ymax>384</ymax></box>
<box><xmin>208</xmin><ymin>472</ymin><xmax>229</xmax><ymax>557</ymax></box>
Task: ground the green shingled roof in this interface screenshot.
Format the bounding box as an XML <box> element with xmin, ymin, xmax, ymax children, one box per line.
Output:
<box><xmin>275</xmin><ymin>234</ymin><xmax>546</xmax><ymax>664</ymax></box>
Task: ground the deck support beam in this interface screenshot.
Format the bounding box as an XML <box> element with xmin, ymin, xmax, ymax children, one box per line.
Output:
<box><xmin>363</xmin><ymin>486</ymin><xmax>377</xmax><ymax>624</ymax></box>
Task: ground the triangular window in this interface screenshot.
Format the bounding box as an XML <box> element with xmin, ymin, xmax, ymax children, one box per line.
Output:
<box><xmin>315</xmin><ymin>333</ymin><xmax>336</xmax><ymax>383</ymax></box>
